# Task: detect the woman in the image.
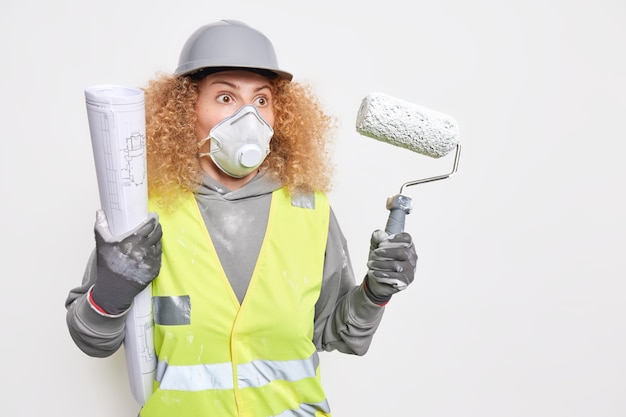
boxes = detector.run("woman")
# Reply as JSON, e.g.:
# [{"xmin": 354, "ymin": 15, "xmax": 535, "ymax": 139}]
[{"xmin": 66, "ymin": 19, "xmax": 417, "ymax": 417}]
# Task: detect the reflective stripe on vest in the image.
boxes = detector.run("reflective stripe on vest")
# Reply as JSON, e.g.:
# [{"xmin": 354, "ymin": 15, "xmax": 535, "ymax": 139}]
[
  {"xmin": 156, "ymin": 352, "xmax": 319, "ymax": 390},
  {"xmin": 142, "ymin": 188, "xmax": 331, "ymax": 417}
]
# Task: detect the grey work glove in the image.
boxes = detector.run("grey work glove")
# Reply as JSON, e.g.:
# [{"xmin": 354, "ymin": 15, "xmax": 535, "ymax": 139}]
[
  {"xmin": 364, "ymin": 230, "xmax": 417, "ymax": 305},
  {"xmin": 91, "ymin": 210, "xmax": 163, "ymax": 315}
]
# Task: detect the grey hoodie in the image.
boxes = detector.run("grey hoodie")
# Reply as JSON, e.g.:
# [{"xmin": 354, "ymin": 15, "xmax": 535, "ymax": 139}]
[{"xmin": 65, "ymin": 171, "xmax": 385, "ymax": 359}]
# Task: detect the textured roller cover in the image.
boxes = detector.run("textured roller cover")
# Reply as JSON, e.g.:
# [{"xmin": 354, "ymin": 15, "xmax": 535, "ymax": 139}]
[{"xmin": 355, "ymin": 92, "xmax": 460, "ymax": 158}]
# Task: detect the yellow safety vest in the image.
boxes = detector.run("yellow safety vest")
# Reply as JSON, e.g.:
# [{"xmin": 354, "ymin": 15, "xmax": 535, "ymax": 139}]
[{"xmin": 140, "ymin": 188, "xmax": 331, "ymax": 417}]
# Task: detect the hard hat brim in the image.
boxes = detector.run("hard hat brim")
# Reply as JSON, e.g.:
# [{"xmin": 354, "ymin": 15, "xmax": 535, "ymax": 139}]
[{"xmin": 176, "ymin": 63, "xmax": 293, "ymax": 81}]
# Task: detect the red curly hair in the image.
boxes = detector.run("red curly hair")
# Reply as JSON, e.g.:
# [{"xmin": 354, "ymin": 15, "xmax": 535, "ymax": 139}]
[{"xmin": 143, "ymin": 72, "xmax": 336, "ymax": 208}]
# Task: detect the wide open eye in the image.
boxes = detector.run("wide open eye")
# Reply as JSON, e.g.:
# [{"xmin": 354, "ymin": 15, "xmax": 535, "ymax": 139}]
[
  {"xmin": 217, "ymin": 94, "xmax": 233, "ymax": 104},
  {"xmin": 254, "ymin": 96, "xmax": 270, "ymax": 107}
]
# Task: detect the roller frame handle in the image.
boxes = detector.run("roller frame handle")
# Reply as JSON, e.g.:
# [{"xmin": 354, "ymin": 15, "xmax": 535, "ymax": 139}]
[{"xmin": 385, "ymin": 194, "xmax": 413, "ymax": 234}]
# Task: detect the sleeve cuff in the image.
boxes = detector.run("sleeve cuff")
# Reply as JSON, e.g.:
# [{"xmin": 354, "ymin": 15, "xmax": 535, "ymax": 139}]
[
  {"xmin": 87, "ymin": 286, "xmax": 130, "ymax": 319},
  {"xmin": 348, "ymin": 284, "xmax": 386, "ymax": 324}
]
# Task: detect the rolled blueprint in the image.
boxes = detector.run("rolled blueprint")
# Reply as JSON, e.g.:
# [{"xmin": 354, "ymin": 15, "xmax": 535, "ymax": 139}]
[
  {"xmin": 85, "ymin": 85, "xmax": 155, "ymax": 405},
  {"xmin": 85, "ymin": 85, "xmax": 148, "ymax": 235}
]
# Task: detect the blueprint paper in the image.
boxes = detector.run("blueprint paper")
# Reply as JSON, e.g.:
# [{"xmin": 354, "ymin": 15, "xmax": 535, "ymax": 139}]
[
  {"xmin": 85, "ymin": 85, "xmax": 148, "ymax": 236},
  {"xmin": 123, "ymin": 285, "xmax": 156, "ymax": 405},
  {"xmin": 85, "ymin": 85, "xmax": 156, "ymax": 405}
]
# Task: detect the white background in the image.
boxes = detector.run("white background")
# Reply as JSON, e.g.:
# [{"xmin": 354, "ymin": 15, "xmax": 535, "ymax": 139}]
[{"xmin": 1, "ymin": 0, "xmax": 624, "ymax": 416}]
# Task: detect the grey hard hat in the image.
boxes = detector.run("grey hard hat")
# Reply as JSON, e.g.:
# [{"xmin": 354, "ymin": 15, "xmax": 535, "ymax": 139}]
[{"xmin": 175, "ymin": 20, "xmax": 293, "ymax": 81}]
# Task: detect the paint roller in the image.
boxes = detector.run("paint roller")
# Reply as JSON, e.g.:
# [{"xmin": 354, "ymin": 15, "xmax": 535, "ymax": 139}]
[{"xmin": 355, "ymin": 92, "xmax": 462, "ymax": 234}]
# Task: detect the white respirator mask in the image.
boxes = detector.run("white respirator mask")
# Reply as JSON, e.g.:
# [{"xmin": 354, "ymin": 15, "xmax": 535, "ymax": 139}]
[{"xmin": 198, "ymin": 105, "xmax": 274, "ymax": 178}]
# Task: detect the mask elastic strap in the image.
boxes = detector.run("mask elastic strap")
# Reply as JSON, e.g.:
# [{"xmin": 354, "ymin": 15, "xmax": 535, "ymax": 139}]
[{"xmin": 197, "ymin": 136, "xmax": 211, "ymax": 159}]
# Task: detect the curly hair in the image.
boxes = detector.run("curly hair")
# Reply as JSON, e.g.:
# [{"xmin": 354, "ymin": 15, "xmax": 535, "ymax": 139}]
[{"xmin": 143, "ymin": 72, "xmax": 336, "ymax": 207}]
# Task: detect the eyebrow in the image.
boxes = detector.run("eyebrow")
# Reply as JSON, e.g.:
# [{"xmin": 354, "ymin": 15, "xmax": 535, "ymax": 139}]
[{"xmin": 208, "ymin": 80, "xmax": 271, "ymax": 93}]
